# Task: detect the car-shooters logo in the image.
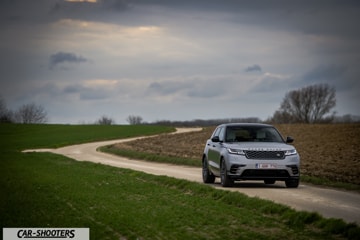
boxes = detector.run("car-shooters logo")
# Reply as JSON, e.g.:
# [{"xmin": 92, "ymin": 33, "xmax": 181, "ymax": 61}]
[{"xmin": 3, "ymin": 228, "xmax": 89, "ymax": 240}]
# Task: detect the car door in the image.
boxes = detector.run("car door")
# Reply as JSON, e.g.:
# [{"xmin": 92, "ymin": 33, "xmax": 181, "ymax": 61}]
[{"xmin": 207, "ymin": 126, "xmax": 225, "ymax": 175}]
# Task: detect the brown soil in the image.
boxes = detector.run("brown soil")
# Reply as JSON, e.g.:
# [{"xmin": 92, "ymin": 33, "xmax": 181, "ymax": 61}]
[{"xmin": 113, "ymin": 124, "xmax": 360, "ymax": 185}]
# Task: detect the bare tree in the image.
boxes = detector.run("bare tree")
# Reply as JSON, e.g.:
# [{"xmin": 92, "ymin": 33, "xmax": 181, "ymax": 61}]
[
  {"xmin": 274, "ymin": 84, "xmax": 336, "ymax": 123},
  {"xmin": 0, "ymin": 96, "xmax": 15, "ymax": 123},
  {"xmin": 126, "ymin": 115, "xmax": 143, "ymax": 125},
  {"xmin": 0, "ymin": 96, "xmax": 14, "ymax": 123},
  {"xmin": 95, "ymin": 115, "xmax": 115, "ymax": 125},
  {"xmin": 0, "ymin": 97, "xmax": 5, "ymax": 115},
  {"xmin": 16, "ymin": 103, "xmax": 48, "ymax": 124},
  {"xmin": 268, "ymin": 110, "xmax": 294, "ymax": 124}
]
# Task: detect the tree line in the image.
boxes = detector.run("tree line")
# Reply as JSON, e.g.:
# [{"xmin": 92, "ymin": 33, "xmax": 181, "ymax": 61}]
[
  {"xmin": 0, "ymin": 98, "xmax": 48, "ymax": 124},
  {"xmin": 144, "ymin": 83, "xmax": 358, "ymax": 125},
  {"xmin": 1, "ymin": 83, "xmax": 359, "ymax": 125}
]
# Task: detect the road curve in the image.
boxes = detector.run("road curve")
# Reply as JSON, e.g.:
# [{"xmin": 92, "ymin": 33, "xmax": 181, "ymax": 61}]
[{"xmin": 23, "ymin": 128, "xmax": 360, "ymax": 224}]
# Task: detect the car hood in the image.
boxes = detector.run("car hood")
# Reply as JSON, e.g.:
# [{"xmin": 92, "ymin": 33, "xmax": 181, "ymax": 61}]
[{"xmin": 224, "ymin": 142, "xmax": 296, "ymax": 151}]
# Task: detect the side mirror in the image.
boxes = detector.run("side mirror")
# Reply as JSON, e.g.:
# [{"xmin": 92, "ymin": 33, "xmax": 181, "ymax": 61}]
[
  {"xmin": 211, "ymin": 136, "xmax": 220, "ymax": 142},
  {"xmin": 286, "ymin": 136, "xmax": 294, "ymax": 143}
]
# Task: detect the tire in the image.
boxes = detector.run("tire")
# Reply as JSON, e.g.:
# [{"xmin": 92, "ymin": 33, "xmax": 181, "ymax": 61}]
[
  {"xmin": 264, "ymin": 179, "xmax": 276, "ymax": 184},
  {"xmin": 202, "ymin": 157, "xmax": 215, "ymax": 184},
  {"xmin": 285, "ymin": 178, "xmax": 299, "ymax": 188},
  {"xmin": 220, "ymin": 159, "xmax": 233, "ymax": 187}
]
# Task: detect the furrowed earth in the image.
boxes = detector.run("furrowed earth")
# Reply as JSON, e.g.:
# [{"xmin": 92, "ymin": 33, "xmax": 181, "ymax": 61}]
[{"xmin": 112, "ymin": 124, "xmax": 360, "ymax": 185}]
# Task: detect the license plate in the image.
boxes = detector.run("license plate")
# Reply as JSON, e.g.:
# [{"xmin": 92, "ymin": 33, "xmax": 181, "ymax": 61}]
[{"xmin": 256, "ymin": 163, "xmax": 277, "ymax": 169}]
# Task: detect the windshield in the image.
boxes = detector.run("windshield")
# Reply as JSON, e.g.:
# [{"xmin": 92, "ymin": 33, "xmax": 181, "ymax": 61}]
[{"xmin": 225, "ymin": 126, "xmax": 284, "ymax": 143}]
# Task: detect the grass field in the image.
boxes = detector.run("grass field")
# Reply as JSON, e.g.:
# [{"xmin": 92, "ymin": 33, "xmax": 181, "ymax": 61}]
[
  {"xmin": 1, "ymin": 124, "xmax": 359, "ymax": 239},
  {"xmin": 1, "ymin": 124, "xmax": 175, "ymax": 150}
]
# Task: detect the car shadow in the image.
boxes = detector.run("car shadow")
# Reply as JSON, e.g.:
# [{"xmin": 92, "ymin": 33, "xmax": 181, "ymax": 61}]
[{"xmin": 210, "ymin": 181, "xmax": 287, "ymax": 189}]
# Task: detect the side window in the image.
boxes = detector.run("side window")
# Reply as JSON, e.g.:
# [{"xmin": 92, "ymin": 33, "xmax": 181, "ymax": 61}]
[
  {"xmin": 211, "ymin": 127, "xmax": 221, "ymax": 139},
  {"xmin": 211, "ymin": 126, "xmax": 225, "ymax": 141},
  {"xmin": 218, "ymin": 127, "xmax": 225, "ymax": 142},
  {"xmin": 266, "ymin": 127, "xmax": 284, "ymax": 142}
]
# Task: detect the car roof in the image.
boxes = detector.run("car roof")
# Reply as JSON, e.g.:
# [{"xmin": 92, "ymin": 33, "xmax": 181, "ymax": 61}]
[{"xmin": 217, "ymin": 123, "xmax": 274, "ymax": 128}]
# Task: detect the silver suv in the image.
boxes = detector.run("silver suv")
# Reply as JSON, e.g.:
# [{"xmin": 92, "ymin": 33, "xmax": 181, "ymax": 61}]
[{"xmin": 202, "ymin": 123, "xmax": 300, "ymax": 188}]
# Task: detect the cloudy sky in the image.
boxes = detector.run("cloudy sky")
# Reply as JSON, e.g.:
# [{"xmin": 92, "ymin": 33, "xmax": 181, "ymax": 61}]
[{"xmin": 1, "ymin": 0, "xmax": 359, "ymax": 124}]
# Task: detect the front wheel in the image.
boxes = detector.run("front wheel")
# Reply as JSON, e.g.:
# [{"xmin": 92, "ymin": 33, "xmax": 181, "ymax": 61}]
[
  {"xmin": 220, "ymin": 159, "xmax": 233, "ymax": 187},
  {"xmin": 202, "ymin": 157, "xmax": 215, "ymax": 184},
  {"xmin": 285, "ymin": 178, "xmax": 299, "ymax": 188}
]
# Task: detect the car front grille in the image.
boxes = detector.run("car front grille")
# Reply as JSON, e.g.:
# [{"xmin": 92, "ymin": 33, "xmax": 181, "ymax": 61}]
[{"xmin": 244, "ymin": 150, "xmax": 285, "ymax": 160}]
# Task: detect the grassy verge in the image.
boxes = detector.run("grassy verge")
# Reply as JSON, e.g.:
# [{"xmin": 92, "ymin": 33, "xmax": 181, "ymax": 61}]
[
  {"xmin": 1, "ymin": 153, "xmax": 359, "ymax": 239},
  {"xmin": 301, "ymin": 175, "xmax": 360, "ymax": 192},
  {"xmin": 101, "ymin": 146, "xmax": 360, "ymax": 192},
  {"xmin": 1, "ymin": 124, "xmax": 359, "ymax": 239}
]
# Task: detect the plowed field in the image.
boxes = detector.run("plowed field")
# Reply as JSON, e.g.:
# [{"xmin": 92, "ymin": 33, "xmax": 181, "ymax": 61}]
[{"xmin": 113, "ymin": 124, "xmax": 360, "ymax": 185}]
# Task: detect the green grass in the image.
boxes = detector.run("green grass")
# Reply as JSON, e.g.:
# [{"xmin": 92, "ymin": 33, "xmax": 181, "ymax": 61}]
[
  {"xmin": 1, "ymin": 123, "xmax": 175, "ymax": 151},
  {"xmin": 1, "ymin": 124, "xmax": 359, "ymax": 239}
]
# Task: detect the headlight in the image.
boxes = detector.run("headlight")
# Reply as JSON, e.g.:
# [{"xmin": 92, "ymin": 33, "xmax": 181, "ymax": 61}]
[
  {"xmin": 285, "ymin": 149, "xmax": 297, "ymax": 156},
  {"xmin": 227, "ymin": 148, "xmax": 245, "ymax": 155}
]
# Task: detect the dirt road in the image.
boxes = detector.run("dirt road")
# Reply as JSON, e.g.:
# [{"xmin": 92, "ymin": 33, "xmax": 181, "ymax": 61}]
[{"xmin": 24, "ymin": 128, "xmax": 360, "ymax": 224}]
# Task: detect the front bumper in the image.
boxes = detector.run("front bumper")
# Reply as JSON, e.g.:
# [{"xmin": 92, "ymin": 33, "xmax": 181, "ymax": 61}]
[{"xmin": 226, "ymin": 154, "xmax": 300, "ymax": 181}]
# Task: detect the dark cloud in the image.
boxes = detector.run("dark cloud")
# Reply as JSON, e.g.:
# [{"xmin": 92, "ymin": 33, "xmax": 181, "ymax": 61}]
[
  {"xmin": 133, "ymin": 0, "xmax": 360, "ymax": 40},
  {"xmin": 148, "ymin": 78, "xmax": 226, "ymax": 99},
  {"xmin": 63, "ymin": 84, "xmax": 82, "ymax": 94},
  {"xmin": 186, "ymin": 87, "xmax": 220, "ymax": 98},
  {"xmin": 0, "ymin": 0, "xmax": 130, "ymax": 26},
  {"xmin": 79, "ymin": 90, "xmax": 108, "ymax": 101},
  {"xmin": 148, "ymin": 81, "xmax": 191, "ymax": 95},
  {"xmin": 300, "ymin": 64, "xmax": 360, "ymax": 94},
  {"xmin": 49, "ymin": 52, "xmax": 88, "ymax": 69},
  {"xmin": 148, "ymin": 82, "xmax": 163, "ymax": 93},
  {"xmin": 50, "ymin": 0, "xmax": 130, "ymax": 15},
  {"xmin": 0, "ymin": 2, "xmax": 48, "ymax": 27},
  {"xmin": 2, "ymin": 0, "xmax": 359, "ymax": 41},
  {"xmin": 101, "ymin": 0, "xmax": 130, "ymax": 11},
  {"xmin": 245, "ymin": 64, "xmax": 262, "ymax": 73},
  {"xmin": 303, "ymin": 64, "xmax": 347, "ymax": 82},
  {"xmin": 251, "ymin": 74, "xmax": 292, "ymax": 93},
  {"xmin": 63, "ymin": 84, "xmax": 109, "ymax": 100}
]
